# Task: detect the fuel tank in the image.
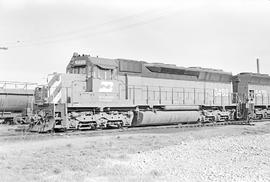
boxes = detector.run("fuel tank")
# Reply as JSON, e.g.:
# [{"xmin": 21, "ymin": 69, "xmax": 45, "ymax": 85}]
[
  {"xmin": 157, "ymin": 105, "xmax": 200, "ymax": 111},
  {"xmin": 132, "ymin": 110, "xmax": 201, "ymax": 126}
]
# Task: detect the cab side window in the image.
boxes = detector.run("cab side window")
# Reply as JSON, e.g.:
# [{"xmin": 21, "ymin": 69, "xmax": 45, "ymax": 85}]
[{"xmin": 92, "ymin": 66, "xmax": 117, "ymax": 80}]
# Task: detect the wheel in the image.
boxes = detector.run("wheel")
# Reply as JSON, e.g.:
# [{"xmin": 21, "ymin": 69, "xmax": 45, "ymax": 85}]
[
  {"xmin": 117, "ymin": 122, "xmax": 124, "ymax": 129},
  {"xmin": 97, "ymin": 118, "xmax": 108, "ymax": 129},
  {"xmin": 91, "ymin": 123, "xmax": 97, "ymax": 130}
]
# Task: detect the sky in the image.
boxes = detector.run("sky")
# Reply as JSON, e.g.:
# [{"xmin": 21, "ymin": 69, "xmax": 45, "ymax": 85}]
[{"xmin": 0, "ymin": 0, "xmax": 270, "ymax": 84}]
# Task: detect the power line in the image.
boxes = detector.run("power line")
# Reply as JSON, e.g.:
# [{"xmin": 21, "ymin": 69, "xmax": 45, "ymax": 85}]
[
  {"xmin": 28, "ymin": 8, "xmax": 166, "ymax": 41},
  {"xmin": 8, "ymin": 6, "xmax": 180, "ymax": 48},
  {"xmin": 5, "ymin": 8, "xmax": 165, "ymax": 47}
]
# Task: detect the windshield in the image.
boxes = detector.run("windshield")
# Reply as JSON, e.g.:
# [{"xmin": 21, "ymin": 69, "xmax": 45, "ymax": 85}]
[{"xmin": 69, "ymin": 66, "xmax": 86, "ymax": 74}]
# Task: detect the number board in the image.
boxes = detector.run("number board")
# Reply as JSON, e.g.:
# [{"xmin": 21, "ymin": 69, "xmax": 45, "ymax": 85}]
[{"xmin": 74, "ymin": 60, "xmax": 86, "ymax": 65}]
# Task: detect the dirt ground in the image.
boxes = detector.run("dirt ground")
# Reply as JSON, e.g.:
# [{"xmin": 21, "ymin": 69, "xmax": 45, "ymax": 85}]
[{"xmin": 0, "ymin": 122, "xmax": 270, "ymax": 182}]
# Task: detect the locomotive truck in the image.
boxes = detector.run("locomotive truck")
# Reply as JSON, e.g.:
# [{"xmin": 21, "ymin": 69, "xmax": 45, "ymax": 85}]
[{"xmin": 30, "ymin": 52, "xmax": 270, "ymax": 132}]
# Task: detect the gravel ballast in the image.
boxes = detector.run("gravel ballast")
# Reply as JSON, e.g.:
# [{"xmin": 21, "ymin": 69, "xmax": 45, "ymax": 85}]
[{"xmin": 0, "ymin": 122, "xmax": 270, "ymax": 182}]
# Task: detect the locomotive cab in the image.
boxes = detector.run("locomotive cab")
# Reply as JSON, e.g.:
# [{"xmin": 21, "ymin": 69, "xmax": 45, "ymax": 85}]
[
  {"xmin": 66, "ymin": 53, "xmax": 119, "ymax": 95},
  {"xmin": 87, "ymin": 62, "xmax": 118, "ymax": 93}
]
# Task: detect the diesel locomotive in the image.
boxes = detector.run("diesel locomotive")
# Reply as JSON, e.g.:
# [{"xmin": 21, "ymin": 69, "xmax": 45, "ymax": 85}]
[{"xmin": 30, "ymin": 52, "xmax": 270, "ymax": 132}]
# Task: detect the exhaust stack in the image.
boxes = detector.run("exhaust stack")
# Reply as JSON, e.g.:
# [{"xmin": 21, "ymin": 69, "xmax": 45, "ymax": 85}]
[{"xmin": 256, "ymin": 58, "xmax": 260, "ymax": 74}]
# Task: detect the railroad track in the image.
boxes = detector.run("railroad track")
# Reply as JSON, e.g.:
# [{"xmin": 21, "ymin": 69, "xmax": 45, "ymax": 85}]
[{"xmin": 0, "ymin": 119, "xmax": 262, "ymax": 141}]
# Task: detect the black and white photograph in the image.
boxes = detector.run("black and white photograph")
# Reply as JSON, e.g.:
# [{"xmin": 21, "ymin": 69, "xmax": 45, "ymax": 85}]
[{"xmin": 0, "ymin": 0, "xmax": 270, "ymax": 181}]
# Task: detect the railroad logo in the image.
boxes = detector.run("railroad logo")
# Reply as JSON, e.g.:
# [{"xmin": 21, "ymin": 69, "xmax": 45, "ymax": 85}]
[{"xmin": 99, "ymin": 81, "xmax": 113, "ymax": 92}]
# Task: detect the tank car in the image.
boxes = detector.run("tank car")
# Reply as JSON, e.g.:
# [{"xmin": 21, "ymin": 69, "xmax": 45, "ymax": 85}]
[
  {"xmin": 0, "ymin": 81, "xmax": 35, "ymax": 123},
  {"xmin": 31, "ymin": 52, "xmax": 238, "ymax": 131}
]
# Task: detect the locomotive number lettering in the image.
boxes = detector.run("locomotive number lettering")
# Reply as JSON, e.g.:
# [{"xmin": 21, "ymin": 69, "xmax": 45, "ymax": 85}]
[{"xmin": 74, "ymin": 60, "xmax": 86, "ymax": 65}]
